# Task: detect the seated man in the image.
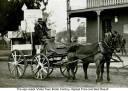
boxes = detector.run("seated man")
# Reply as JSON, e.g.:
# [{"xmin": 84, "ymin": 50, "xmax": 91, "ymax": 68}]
[
  {"xmin": 33, "ymin": 18, "xmax": 57, "ymax": 54},
  {"xmin": 34, "ymin": 18, "xmax": 50, "ymax": 40}
]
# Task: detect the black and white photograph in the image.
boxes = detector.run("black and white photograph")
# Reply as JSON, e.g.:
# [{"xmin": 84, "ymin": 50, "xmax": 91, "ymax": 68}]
[{"xmin": 0, "ymin": 0, "xmax": 128, "ymax": 90}]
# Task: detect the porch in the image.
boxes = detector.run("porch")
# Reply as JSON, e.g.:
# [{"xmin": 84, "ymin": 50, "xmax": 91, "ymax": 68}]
[
  {"xmin": 68, "ymin": 0, "xmax": 128, "ymax": 10},
  {"xmin": 67, "ymin": 0, "xmax": 128, "ymax": 43},
  {"xmin": 87, "ymin": 0, "xmax": 128, "ymax": 8}
]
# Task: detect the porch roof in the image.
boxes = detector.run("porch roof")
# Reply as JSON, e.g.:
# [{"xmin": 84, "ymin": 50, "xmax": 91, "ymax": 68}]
[{"xmin": 68, "ymin": 3, "xmax": 128, "ymax": 18}]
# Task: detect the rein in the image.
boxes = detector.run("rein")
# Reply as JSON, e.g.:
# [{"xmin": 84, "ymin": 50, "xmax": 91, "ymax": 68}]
[
  {"xmin": 65, "ymin": 51, "xmax": 101, "ymax": 65},
  {"xmin": 74, "ymin": 42, "xmax": 101, "ymax": 63},
  {"xmin": 76, "ymin": 51, "xmax": 101, "ymax": 60},
  {"xmin": 104, "ymin": 39, "xmax": 110, "ymax": 48}
]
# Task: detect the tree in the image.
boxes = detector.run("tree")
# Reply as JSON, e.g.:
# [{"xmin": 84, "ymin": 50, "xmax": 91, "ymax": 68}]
[
  {"xmin": 56, "ymin": 30, "xmax": 75, "ymax": 42},
  {"xmin": 0, "ymin": 0, "xmax": 49, "ymax": 35},
  {"xmin": 55, "ymin": 22, "xmax": 86, "ymax": 42},
  {"xmin": 0, "ymin": 0, "xmax": 9, "ymax": 35},
  {"xmin": 75, "ymin": 22, "xmax": 86, "ymax": 37}
]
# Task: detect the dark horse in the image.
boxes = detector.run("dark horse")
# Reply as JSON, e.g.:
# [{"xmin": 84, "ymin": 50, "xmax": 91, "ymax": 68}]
[{"xmin": 66, "ymin": 33, "xmax": 121, "ymax": 83}]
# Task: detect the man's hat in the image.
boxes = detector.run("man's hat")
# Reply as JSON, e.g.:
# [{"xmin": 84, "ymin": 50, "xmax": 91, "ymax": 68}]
[{"xmin": 38, "ymin": 18, "xmax": 43, "ymax": 22}]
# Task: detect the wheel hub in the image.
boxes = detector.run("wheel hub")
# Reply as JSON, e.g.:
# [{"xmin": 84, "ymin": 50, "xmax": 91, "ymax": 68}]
[{"xmin": 13, "ymin": 61, "xmax": 18, "ymax": 65}]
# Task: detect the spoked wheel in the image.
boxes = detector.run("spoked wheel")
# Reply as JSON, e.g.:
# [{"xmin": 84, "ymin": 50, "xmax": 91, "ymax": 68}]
[
  {"xmin": 47, "ymin": 57, "xmax": 55, "ymax": 76},
  {"xmin": 48, "ymin": 67, "xmax": 54, "ymax": 76},
  {"xmin": 60, "ymin": 64, "xmax": 78, "ymax": 78},
  {"xmin": 31, "ymin": 53, "xmax": 50, "ymax": 80},
  {"xmin": 8, "ymin": 50, "xmax": 27, "ymax": 78},
  {"xmin": 47, "ymin": 56, "xmax": 65, "ymax": 76}
]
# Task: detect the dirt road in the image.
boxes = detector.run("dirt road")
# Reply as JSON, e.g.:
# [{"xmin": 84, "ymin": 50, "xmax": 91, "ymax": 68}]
[{"xmin": 0, "ymin": 60, "xmax": 128, "ymax": 88}]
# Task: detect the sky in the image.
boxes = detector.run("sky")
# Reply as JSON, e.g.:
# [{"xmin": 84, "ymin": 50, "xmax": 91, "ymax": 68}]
[{"xmin": 41, "ymin": 0, "xmax": 87, "ymax": 33}]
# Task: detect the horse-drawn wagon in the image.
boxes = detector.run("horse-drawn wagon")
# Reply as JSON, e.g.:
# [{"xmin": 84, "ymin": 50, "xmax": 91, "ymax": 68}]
[
  {"xmin": 7, "ymin": 25, "xmax": 74, "ymax": 80},
  {"xmin": 7, "ymin": 11, "xmax": 80, "ymax": 80}
]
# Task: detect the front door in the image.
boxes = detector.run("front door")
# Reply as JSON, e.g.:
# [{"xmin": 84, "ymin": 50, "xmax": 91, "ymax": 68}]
[{"xmin": 102, "ymin": 19, "xmax": 112, "ymax": 39}]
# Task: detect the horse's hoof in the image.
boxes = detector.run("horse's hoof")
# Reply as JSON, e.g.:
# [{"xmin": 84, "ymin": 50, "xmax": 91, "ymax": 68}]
[
  {"xmin": 85, "ymin": 77, "xmax": 88, "ymax": 80},
  {"xmin": 96, "ymin": 79, "xmax": 98, "ymax": 83},
  {"xmin": 96, "ymin": 82, "xmax": 102, "ymax": 85},
  {"xmin": 70, "ymin": 80, "xmax": 76, "ymax": 82},
  {"xmin": 84, "ymin": 78, "xmax": 89, "ymax": 81},
  {"xmin": 96, "ymin": 79, "xmax": 101, "ymax": 83},
  {"xmin": 107, "ymin": 79, "xmax": 111, "ymax": 82},
  {"xmin": 100, "ymin": 78, "xmax": 103, "ymax": 82},
  {"xmin": 65, "ymin": 79, "xmax": 69, "ymax": 82},
  {"xmin": 72, "ymin": 78, "xmax": 76, "ymax": 80}
]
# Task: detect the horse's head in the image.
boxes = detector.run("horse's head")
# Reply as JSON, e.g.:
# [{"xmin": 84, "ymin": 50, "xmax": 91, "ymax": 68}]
[{"xmin": 103, "ymin": 32, "xmax": 121, "ymax": 53}]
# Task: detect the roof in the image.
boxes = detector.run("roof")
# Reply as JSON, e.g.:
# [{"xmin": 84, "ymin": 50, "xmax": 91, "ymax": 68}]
[{"xmin": 67, "ymin": 3, "xmax": 128, "ymax": 18}]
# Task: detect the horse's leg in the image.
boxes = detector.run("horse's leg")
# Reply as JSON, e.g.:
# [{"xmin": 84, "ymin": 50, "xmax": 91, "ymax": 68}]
[
  {"xmin": 66, "ymin": 65, "xmax": 70, "ymax": 82},
  {"xmin": 123, "ymin": 46, "xmax": 127, "ymax": 54},
  {"xmin": 71, "ymin": 62, "xmax": 77, "ymax": 81},
  {"xmin": 95, "ymin": 59, "xmax": 101, "ymax": 83},
  {"xmin": 100, "ymin": 62, "xmax": 105, "ymax": 81},
  {"xmin": 66, "ymin": 52, "xmax": 73, "ymax": 82},
  {"xmin": 106, "ymin": 60, "xmax": 111, "ymax": 82},
  {"xmin": 67, "ymin": 52, "xmax": 76, "ymax": 82},
  {"xmin": 83, "ymin": 62, "xmax": 89, "ymax": 80},
  {"xmin": 121, "ymin": 47, "xmax": 123, "ymax": 54}
]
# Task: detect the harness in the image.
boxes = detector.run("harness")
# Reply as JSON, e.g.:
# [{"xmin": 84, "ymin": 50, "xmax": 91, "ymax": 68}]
[
  {"xmin": 75, "ymin": 42, "xmax": 102, "ymax": 61},
  {"xmin": 102, "ymin": 39, "xmax": 123, "ymax": 63},
  {"xmin": 81, "ymin": 40, "xmax": 115, "ymax": 60},
  {"xmin": 98, "ymin": 41, "xmax": 105, "ymax": 53},
  {"xmin": 67, "ymin": 36, "xmax": 123, "ymax": 64}
]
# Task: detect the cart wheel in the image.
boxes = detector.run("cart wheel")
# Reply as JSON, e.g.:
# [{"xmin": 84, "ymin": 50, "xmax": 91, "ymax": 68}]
[
  {"xmin": 31, "ymin": 53, "xmax": 49, "ymax": 80},
  {"xmin": 60, "ymin": 64, "xmax": 78, "ymax": 78},
  {"xmin": 8, "ymin": 50, "xmax": 26, "ymax": 78},
  {"xmin": 48, "ymin": 67, "xmax": 54, "ymax": 76},
  {"xmin": 47, "ymin": 57, "xmax": 55, "ymax": 76}
]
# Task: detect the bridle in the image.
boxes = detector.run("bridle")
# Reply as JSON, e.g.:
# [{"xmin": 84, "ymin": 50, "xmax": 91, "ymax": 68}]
[{"xmin": 102, "ymin": 36, "xmax": 116, "ymax": 58}]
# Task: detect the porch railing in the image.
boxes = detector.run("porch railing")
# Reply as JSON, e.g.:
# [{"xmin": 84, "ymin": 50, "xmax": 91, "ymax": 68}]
[{"xmin": 87, "ymin": 0, "xmax": 128, "ymax": 8}]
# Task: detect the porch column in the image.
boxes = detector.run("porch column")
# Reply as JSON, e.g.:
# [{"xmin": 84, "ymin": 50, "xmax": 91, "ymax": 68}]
[
  {"xmin": 96, "ymin": 10, "xmax": 101, "ymax": 42},
  {"xmin": 67, "ymin": 16, "xmax": 71, "ymax": 44},
  {"xmin": 67, "ymin": 0, "xmax": 71, "ymax": 44}
]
